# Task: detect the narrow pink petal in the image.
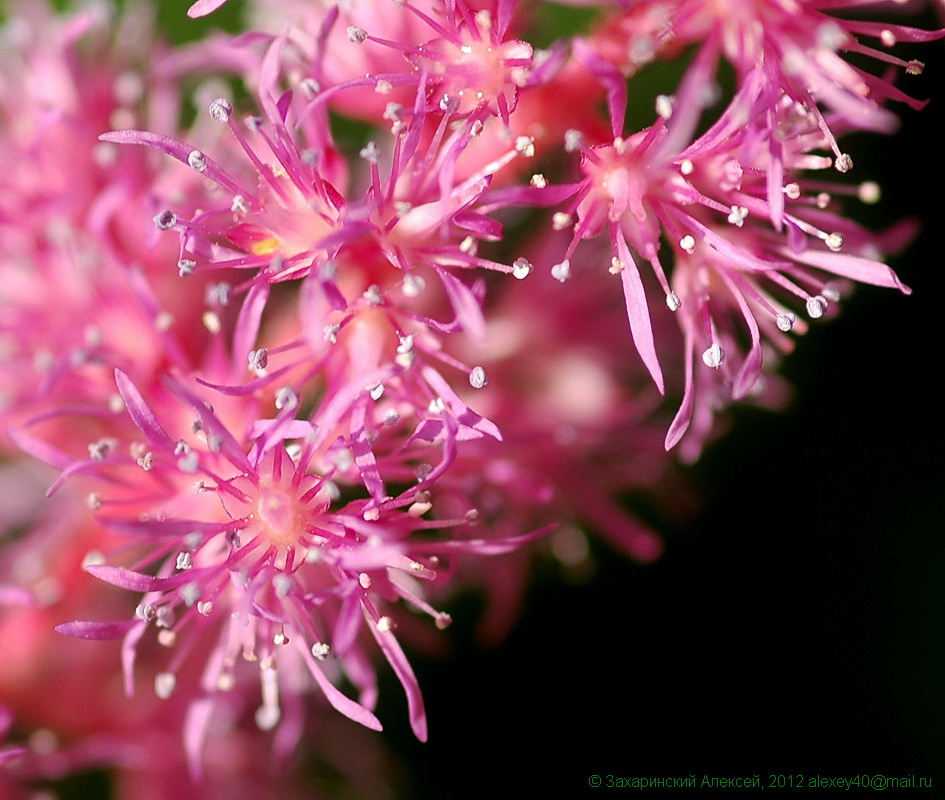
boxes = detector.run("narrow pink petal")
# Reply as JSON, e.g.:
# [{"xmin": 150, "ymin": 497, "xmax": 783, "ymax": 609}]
[
  {"xmin": 616, "ymin": 233, "xmax": 664, "ymax": 393},
  {"xmin": 233, "ymin": 283, "xmax": 271, "ymax": 376},
  {"xmin": 665, "ymin": 330, "xmax": 696, "ymax": 451},
  {"xmin": 367, "ymin": 616, "xmax": 427, "ymax": 741},
  {"xmin": 55, "ymin": 619, "xmax": 139, "ymax": 640},
  {"xmin": 301, "ymin": 643, "xmax": 383, "ymax": 732},
  {"xmin": 115, "ymin": 369, "xmax": 175, "ymax": 449},
  {"xmin": 164, "ymin": 375, "xmax": 255, "ymax": 475},
  {"xmin": 792, "ymin": 250, "xmax": 911, "ymax": 293},
  {"xmin": 85, "ymin": 564, "xmax": 188, "ymax": 593},
  {"xmin": 99, "ymin": 130, "xmax": 246, "ymax": 196},
  {"xmin": 184, "ymin": 698, "xmax": 215, "ymax": 780},
  {"xmin": 421, "ymin": 366, "xmax": 501, "ymax": 441},
  {"xmin": 571, "ymin": 37, "xmax": 626, "ymax": 137},
  {"xmin": 6, "ymin": 428, "xmax": 73, "ymax": 471},
  {"xmin": 187, "ymin": 0, "xmax": 230, "ymax": 19},
  {"xmin": 351, "ymin": 403, "xmax": 387, "ymax": 502},
  {"xmin": 436, "ymin": 268, "xmax": 487, "ymax": 341}
]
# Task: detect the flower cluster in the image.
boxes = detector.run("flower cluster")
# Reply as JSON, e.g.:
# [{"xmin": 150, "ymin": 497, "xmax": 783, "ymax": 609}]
[{"xmin": 0, "ymin": 0, "xmax": 938, "ymax": 794}]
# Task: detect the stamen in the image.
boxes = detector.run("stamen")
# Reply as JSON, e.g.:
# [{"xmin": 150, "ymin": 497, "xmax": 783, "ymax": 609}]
[
  {"xmin": 208, "ymin": 97, "xmax": 233, "ymax": 123},
  {"xmin": 701, "ymin": 343, "xmax": 724, "ymax": 369},
  {"xmin": 469, "ymin": 366, "xmax": 488, "ymax": 389}
]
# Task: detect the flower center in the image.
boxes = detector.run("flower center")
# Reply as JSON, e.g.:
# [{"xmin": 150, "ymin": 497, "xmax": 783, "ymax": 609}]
[{"xmin": 255, "ymin": 485, "xmax": 306, "ymax": 548}]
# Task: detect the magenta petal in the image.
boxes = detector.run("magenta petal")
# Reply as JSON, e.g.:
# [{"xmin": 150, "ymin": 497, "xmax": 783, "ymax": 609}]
[
  {"xmin": 184, "ymin": 698, "xmax": 215, "ymax": 779},
  {"xmin": 114, "ymin": 369, "xmax": 175, "ymax": 449},
  {"xmin": 367, "ymin": 617, "xmax": 427, "ymax": 742},
  {"xmin": 301, "ymin": 643, "xmax": 383, "ymax": 732},
  {"xmin": 187, "ymin": 0, "xmax": 229, "ymax": 18},
  {"xmin": 422, "ymin": 366, "xmax": 501, "ymax": 441},
  {"xmin": 665, "ymin": 331, "xmax": 696, "ymax": 451},
  {"xmin": 616, "ymin": 233, "xmax": 664, "ymax": 393},
  {"xmin": 56, "ymin": 619, "xmax": 139, "ymax": 639},
  {"xmin": 792, "ymin": 250, "xmax": 911, "ymax": 294},
  {"xmin": 6, "ymin": 428, "xmax": 73, "ymax": 471},
  {"xmin": 85, "ymin": 564, "xmax": 186, "ymax": 592},
  {"xmin": 351, "ymin": 403, "xmax": 387, "ymax": 502},
  {"xmin": 99, "ymin": 130, "xmax": 246, "ymax": 197},
  {"xmin": 572, "ymin": 37, "xmax": 626, "ymax": 138},
  {"xmin": 436, "ymin": 268, "xmax": 487, "ymax": 341}
]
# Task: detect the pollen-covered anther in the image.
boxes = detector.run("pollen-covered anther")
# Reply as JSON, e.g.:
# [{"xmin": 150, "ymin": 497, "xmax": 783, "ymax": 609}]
[
  {"xmin": 409, "ymin": 495, "xmax": 433, "ymax": 516},
  {"xmin": 358, "ymin": 573, "xmax": 372, "ymax": 590},
  {"xmin": 347, "ymin": 26, "xmax": 367, "ymax": 43},
  {"xmin": 610, "ymin": 257, "xmax": 625, "ymax": 274},
  {"xmin": 783, "ymin": 183, "xmax": 801, "ymax": 200},
  {"xmin": 551, "ymin": 259, "xmax": 571, "ymax": 282},
  {"xmin": 376, "ymin": 616, "xmax": 396, "ymax": 633},
  {"xmin": 187, "ymin": 150, "xmax": 207, "ymax": 172},
  {"xmin": 402, "ymin": 274, "xmax": 425, "ymax": 297},
  {"xmin": 511, "ymin": 257, "xmax": 532, "ymax": 279},
  {"xmin": 153, "ymin": 210, "xmax": 177, "ymax": 230},
  {"xmin": 702, "ymin": 343, "xmax": 725, "ymax": 369},
  {"xmin": 88, "ymin": 437, "xmax": 117, "ymax": 461},
  {"xmin": 858, "ymin": 181, "xmax": 881, "ymax": 204},
  {"xmin": 727, "ymin": 206, "xmax": 748, "ymax": 227},
  {"xmin": 311, "ymin": 642, "xmax": 331, "ymax": 660},
  {"xmin": 564, "ymin": 129, "xmax": 584, "ymax": 152},
  {"xmin": 530, "ymin": 173, "xmax": 547, "ymax": 189},
  {"xmin": 275, "ymin": 387, "xmax": 298, "ymax": 411},
  {"xmin": 666, "ymin": 292, "xmax": 681, "ymax": 312},
  {"xmin": 679, "ymin": 235, "xmax": 696, "ymax": 254},
  {"xmin": 154, "ymin": 672, "xmax": 176, "ymax": 699},
  {"xmin": 359, "ymin": 141, "xmax": 379, "ymax": 163},
  {"xmin": 248, "ymin": 348, "xmax": 269, "ymax": 372},
  {"xmin": 208, "ymin": 97, "xmax": 233, "ymax": 123},
  {"xmin": 515, "ymin": 136, "xmax": 536, "ymax": 157},
  {"xmin": 177, "ymin": 259, "xmax": 195, "ymax": 277},
  {"xmin": 906, "ymin": 60, "xmax": 923, "ymax": 76},
  {"xmin": 435, "ymin": 613, "xmax": 453, "ymax": 630},
  {"xmin": 806, "ymin": 295, "xmax": 828, "ymax": 319},
  {"xmin": 469, "ymin": 365, "xmax": 488, "ymax": 389},
  {"xmin": 834, "ymin": 153, "xmax": 854, "ymax": 173},
  {"xmin": 363, "ymin": 285, "xmax": 383, "ymax": 305},
  {"xmin": 824, "ymin": 232, "xmax": 843, "ymax": 252},
  {"xmin": 655, "ymin": 94, "xmax": 675, "ymax": 119},
  {"xmin": 202, "ymin": 311, "xmax": 222, "ymax": 334},
  {"xmin": 776, "ymin": 313, "xmax": 796, "ymax": 332},
  {"xmin": 552, "ymin": 212, "xmax": 572, "ymax": 231}
]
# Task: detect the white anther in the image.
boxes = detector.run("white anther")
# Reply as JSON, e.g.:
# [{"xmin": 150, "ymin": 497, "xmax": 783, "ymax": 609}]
[
  {"xmin": 187, "ymin": 150, "xmax": 207, "ymax": 172},
  {"xmin": 701, "ymin": 343, "xmax": 725, "ymax": 369},
  {"xmin": 208, "ymin": 98, "xmax": 233, "ymax": 123}
]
